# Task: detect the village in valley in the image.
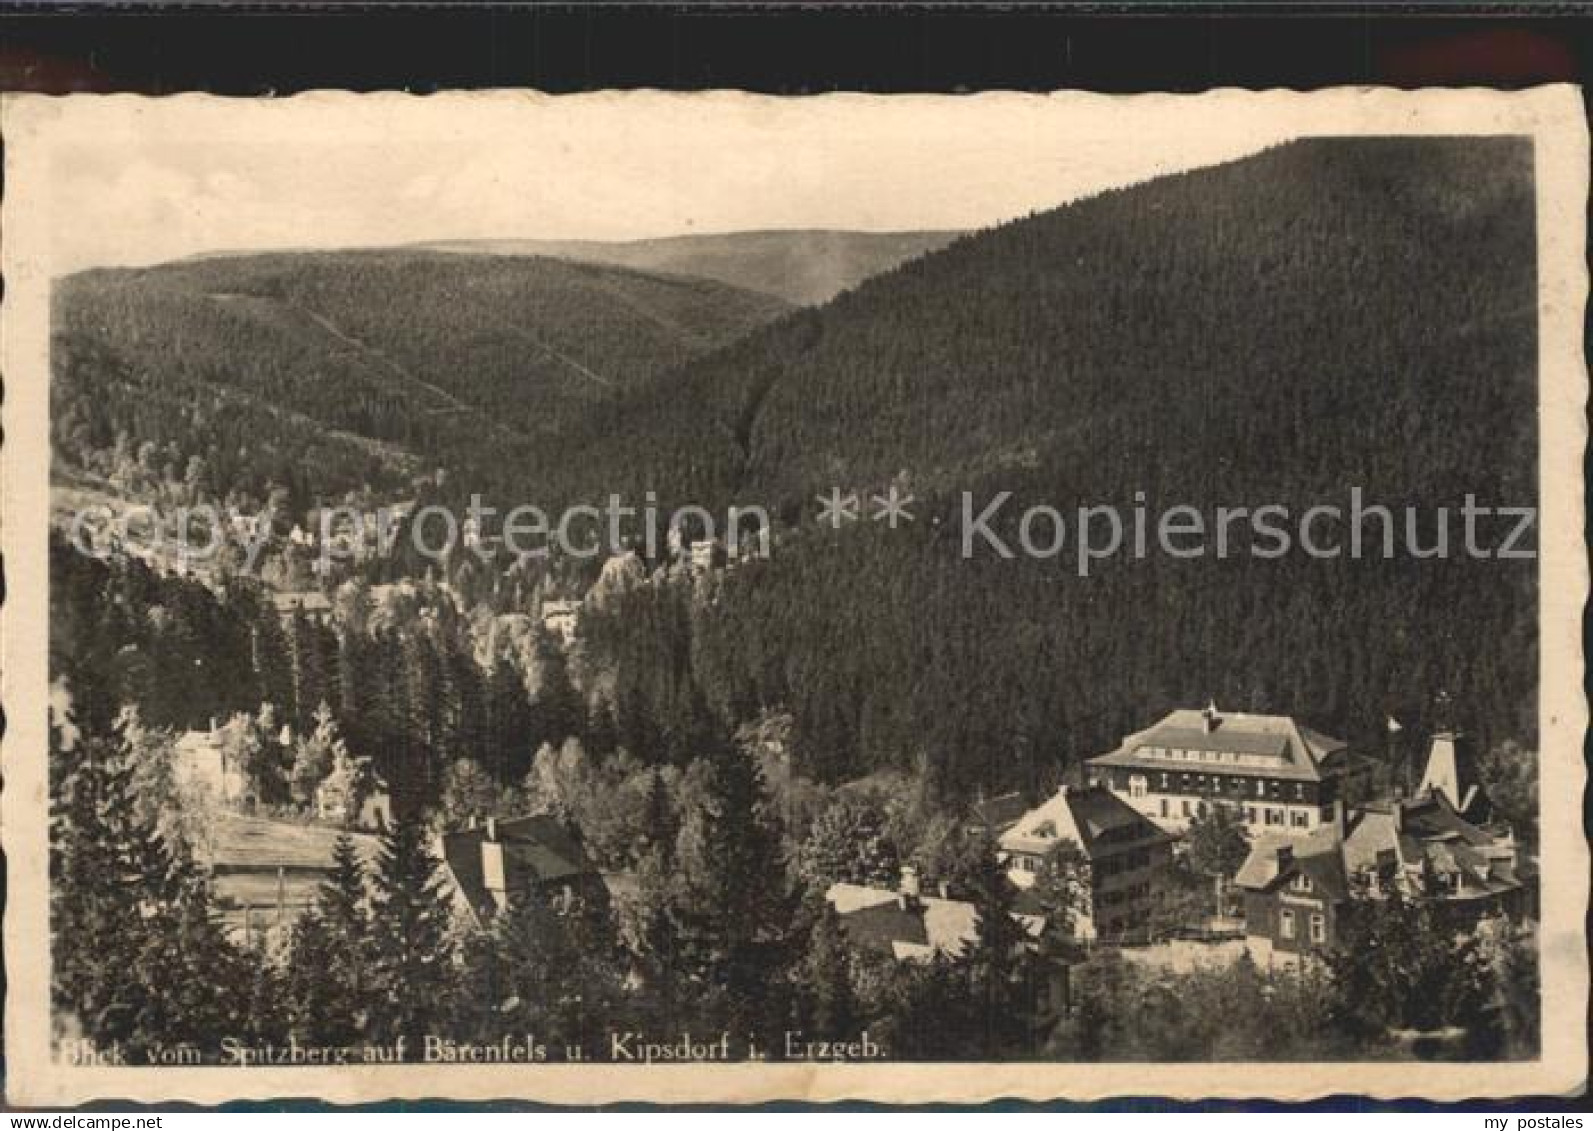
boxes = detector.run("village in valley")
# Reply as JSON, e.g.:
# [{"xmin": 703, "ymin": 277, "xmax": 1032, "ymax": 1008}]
[
  {"xmin": 67, "ymin": 511, "xmax": 1533, "ymax": 1063},
  {"xmin": 45, "ymin": 130, "xmax": 1545, "ymax": 1066}
]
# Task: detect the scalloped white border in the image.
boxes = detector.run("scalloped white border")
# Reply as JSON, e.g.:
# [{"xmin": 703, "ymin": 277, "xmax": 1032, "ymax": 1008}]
[{"xmin": 2, "ymin": 86, "xmax": 1586, "ymax": 1106}]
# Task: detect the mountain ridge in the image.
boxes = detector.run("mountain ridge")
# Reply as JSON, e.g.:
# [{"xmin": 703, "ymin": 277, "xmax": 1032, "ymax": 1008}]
[{"xmin": 412, "ymin": 229, "xmax": 966, "ymax": 306}]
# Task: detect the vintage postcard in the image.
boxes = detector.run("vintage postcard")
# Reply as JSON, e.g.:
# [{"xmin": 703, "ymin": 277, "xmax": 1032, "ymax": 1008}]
[{"xmin": 2, "ymin": 87, "xmax": 1587, "ymax": 1105}]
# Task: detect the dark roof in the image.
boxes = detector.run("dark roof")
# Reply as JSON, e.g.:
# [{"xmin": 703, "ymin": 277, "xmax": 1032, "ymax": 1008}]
[
  {"xmin": 839, "ymin": 900, "xmax": 932, "ymax": 957},
  {"xmin": 439, "ymin": 814, "xmax": 598, "ymax": 924},
  {"xmin": 999, "ymin": 785, "xmax": 1171, "ymax": 859},
  {"xmin": 1342, "ymin": 791, "xmax": 1521, "ymax": 899},
  {"xmin": 826, "ymin": 882, "xmax": 1046, "ymax": 961},
  {"xmin": 1233, "ymin": 827, "xmax": 1349, "ymax": 901},
  {"xmin": 1238, "ymin": 791, "xmax": 1522, "ymax": 906},
  {"xmin": 967, "ymin": 792, "xmax": 1030, "ymax": 832}
]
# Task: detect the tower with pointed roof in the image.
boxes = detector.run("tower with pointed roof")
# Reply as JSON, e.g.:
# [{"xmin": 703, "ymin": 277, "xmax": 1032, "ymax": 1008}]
[{"xmin": 1417, "ymin": 728, "xmax": 1492, "ymax": 826}]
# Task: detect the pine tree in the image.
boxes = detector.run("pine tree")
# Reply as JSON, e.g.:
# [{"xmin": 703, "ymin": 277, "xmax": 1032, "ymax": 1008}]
[
  {"xmin": 51, "ymin": 702, "xmax": 251, "ymax": 1052},
  {"xmin": 1028, "ymin": 838, "xmax": 1093, "ymax": 943},
  {"xmin": 483, "ymin": 654, "xmax": 532, "ymax": 786},
  {"xmin": 963, "ymin": 841, "xmax": 1033, "ymax": 1056},
  {"xmin": 686, "ymin": 731, "xmax": 794, "ymax": 1039},
  {"xmin": 799, "ymin": 899, "xmax": 858, "ymax": 1042},
  {"xmin": 456, "ymin": 892, "xmax": 624, "ymax": 1054},
  {"xmin": 53, "ymin": 711, "xmax": 176, "ymax": 1043},
  {"xmin": 641, "ymin": 767, "xmax": 678, "ymax": 863},
  {"xmin": 286, "ymin": 834, "xmax": 370, "ymax": 1044},
  {"xmin": 365, "ymin": 815, "xmax": 455, "ymax": 1050},
  {"xmin": 288, "ymin": 607, "xmax": 328, "ymax": 736},
  {"xmin": 531, "ymin": 637, "xmax": 584, "ymax": 749},
  {"xmin": 289, "ymin": 702, "xmax": 345, "ymax": 809},
  {"xmin": 250, "ymin": 603, "xmax": 294, "ymax": 718}
]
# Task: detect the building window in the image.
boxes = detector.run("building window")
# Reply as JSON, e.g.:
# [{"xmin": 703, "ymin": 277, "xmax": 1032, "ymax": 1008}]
[
  {"xmin": 1266, "ymin": 808, "xmax": 1283, "ymax": 826},
  {"xmin": 1294, "ymin": 783, "xmax": 1305, "ymax": 800},
  {"xmin": 1159, "ymin": 798, "xmax": 1169, "ymax": 818},
  {"xmin": 1289, "ymin": 873, "xmax": 1312, "ymax": 894},
  {"xmin": 1320, "ymin": 805, "xmax": 1336, "ymax": 825},
  {"xmin": 1291, "ymin": 810, "xmax": 1310, "ymax": 828},
  {"xmin": 1256, "ymin": 779, "xmax": 1266, "ymax": 798},
  {"xmin": 1244, "ymin": 806, "xmax": 1257, "ymax": 823},
  {"xmin": 1310, "ymin": 913, "xmax": 1326, "ymax": 945},
  {"xmin": 1181, "ymin": 799, "xmax": 1192, "ymax": 817},
  {"xmin": 1129, "ymin": 774, "xmax": 1148, "ymax": 799},
  {"xmin": 1280, "ymin": 909, "xmax": 1296, "ymax": 940}
]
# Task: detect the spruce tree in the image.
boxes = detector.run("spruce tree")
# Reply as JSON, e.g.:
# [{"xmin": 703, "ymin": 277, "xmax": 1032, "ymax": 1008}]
[
  {"xmin": 641, "ymin": 767, "xmax": 678, "ymax": 863},
  {"xmin": 365, "ymin": 815, "xmax": 455, "ymax": 1050},
  {"xmin": 286, "ymin": 834, "xmax": 370, "ymax": 1044},
  {"xmin": 52, "ymin": 704, "xmax": 251, "ymax": 1053},
  {"xmin": 687, "ymin": 731, "xmax": 793, "ymax": 1039},
  {"xmin": 963, "ymin": 842, "xmax": 1033, "ymax": 1056},
  {"xmin": 457, "ymin": 893, "xmax": 623, "ymax": 1055},
  {"xmin": 484, "ymin": 654, "xmax": 533, "ymax": 786},
  {"xmin": 800, "ymin": 899, "xmax": 858, "ymax": 1042}
]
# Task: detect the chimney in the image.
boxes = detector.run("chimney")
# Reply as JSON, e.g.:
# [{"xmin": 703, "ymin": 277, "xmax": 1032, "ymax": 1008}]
[
  {"xmin": 897, "ymin": 865, "xmax": 921, "ymax": 910},
  {"xmin": 1203, "ymin": 700, "xmax": 1220, "ymax": 734},
  {"xmin": 481, "ymin": 839, "xmax": 508, "ymax": 911},
  {"xmin": 1275, "ymin": 844, "xmax": 1294, "ymax": 874},
  {"xmin": 485, "ymin": 816, "xmax": 498, "ymax": 842},
  {"xmin": 1392, "ymin": 803, "xmax": 1404, "ymax": 835},
  {"xmin": 900, "ymin": 865, "xmax": 921, "ymax": 898}
]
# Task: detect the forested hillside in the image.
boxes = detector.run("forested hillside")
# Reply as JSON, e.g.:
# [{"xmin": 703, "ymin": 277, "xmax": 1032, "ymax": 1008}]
[
  {"xmin": 568, "ymin": 136, "xmax": 1540, "ymax": 790},
  {"xmin": 417, "ymin": 229, "xmax": 963, "ymax": 306},
  {"xmin": 52, "ymin": 137, "xmax": 1541, "ymax": 798},
  {"xmin": 52, "ymin": 250, "xmax": 790, "ymax": 507},
  {"xmin": 46, "ymin": 134, "xmax": 1545, "ymax": 1066}
]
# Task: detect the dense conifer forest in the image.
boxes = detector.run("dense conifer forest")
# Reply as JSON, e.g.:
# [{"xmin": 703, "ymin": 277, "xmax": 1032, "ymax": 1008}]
[
  {"xmin": 53, "ymin": 250, "xmax": 790, "ymax": 506},
  {"xmin": 47, "ymin": 136, "xmax": 1543, "ymax": 1062},
  {"xmin": 52, "ymin": 135, "xmax": 1540, "ymax": 792}
]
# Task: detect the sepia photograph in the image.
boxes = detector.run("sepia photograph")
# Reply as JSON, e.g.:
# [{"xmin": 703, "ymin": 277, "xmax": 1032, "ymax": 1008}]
[{"xmin": 1, "ymin": 86, "xmax": 1586, "ymax": 1106}]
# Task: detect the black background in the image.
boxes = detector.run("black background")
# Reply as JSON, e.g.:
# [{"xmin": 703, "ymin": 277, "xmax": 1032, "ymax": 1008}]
[{"xmin": 0, "ymin": 4, "xmax": 1588, "ymax": 96}]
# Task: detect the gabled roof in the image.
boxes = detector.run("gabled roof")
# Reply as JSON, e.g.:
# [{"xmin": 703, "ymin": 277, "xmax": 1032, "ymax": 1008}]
[
  {"xmin": 1239, "ymin": 790, "xmax": 1522, "ymax": 906},
  {"xmin": 967, "ymin": 792, "xmax": 1031, "ymax": 833},
  {"xmin": 1087, "ymin": 707, "xmax": 1347, "ymax": 782},
  {"xmin": 1233, "ymin": 826, "xmax": 1347, "ymax": 900},
  {"xmin": 206, "ymin": 812, "xmax": 381, "ymax": 872},
  {"xmin": 826, "ymin": 883, "xmax": 1045, "ymax": 961},
  {"xmin": 999, "ymin": 785, "xmax": 1170, "ymax": 859},
  {"xmin": 1341, "ymin": 791, "xmax": 1519, "ymax": 899}
]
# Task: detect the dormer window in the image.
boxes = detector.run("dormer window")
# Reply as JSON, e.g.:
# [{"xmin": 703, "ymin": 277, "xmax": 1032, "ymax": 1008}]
[{"xmin": 1289, "ymin": 872, "xmax": 1313, "ymax": 894}]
